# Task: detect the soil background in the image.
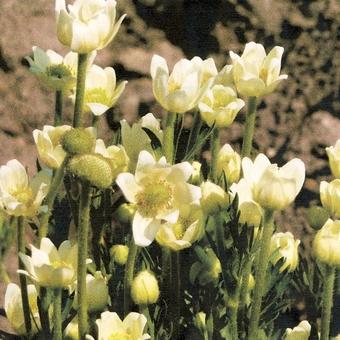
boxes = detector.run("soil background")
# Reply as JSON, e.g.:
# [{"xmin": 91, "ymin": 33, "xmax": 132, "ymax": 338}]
[{"xmin": 0, "ymin": 0, "xmax": 339, "ymax": 336}]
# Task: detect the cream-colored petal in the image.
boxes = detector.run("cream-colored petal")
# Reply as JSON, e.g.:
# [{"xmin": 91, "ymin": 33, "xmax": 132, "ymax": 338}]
[
  {"xmin": 132, "ymin": 212, "xmax": 160, "ymax": 247},
  {"xmin": 116, "ymin": 172, "xmax": 140, "ymax": 203}
]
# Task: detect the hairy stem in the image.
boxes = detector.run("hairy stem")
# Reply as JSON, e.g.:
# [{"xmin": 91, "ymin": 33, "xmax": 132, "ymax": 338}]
[
  {"xmin": 77, "ymin": 182, "xmax": 91, "ymax": 339},
  {"xmin": 73, "ymin": 53, "xmax": 88, "ymax": 128},
  {"xmin": 241, "ymin": 97, "xmax": 257, "ymax": 158},
  {"xmin": 55, "ymin": 90, "xmax": 63, "ymax": 126},
  {"xmin": 210, "ymin": 127, "xmax": 220, "ymax": 182},
  {"xmin": 52, "ymin": 288, "xmax": 62, "ymax": 340},
  {"xmin": 320, "ymin": 265, "xmax": 335, "ymax": 340},
  {"xmin": 248, "ymin": 210, "xmax": 274, "ymax": 339},
  {"xmin": 163, "ymin": 112, "xmax": 177, "ymax": 164}
]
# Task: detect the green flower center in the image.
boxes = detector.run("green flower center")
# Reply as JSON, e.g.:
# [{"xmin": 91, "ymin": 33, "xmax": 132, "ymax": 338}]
[
  {"xmin": 85, "ymin": 88, "xmax": 111, "ymax": 105},
  {"xmin": 109, "ymin": 332, "xmax": 133, "ymax": 340},
  {"xmin": 172, "ymin": 217, "xmax": 192, "ymax": 240},
  {"xmin": 12, "ymin": 188, "xmax": 34, "ymax": 205},
  {"xmin": 136, "ymin": 180, "xmax": 173, "ymax": 217},
  {"xmin": 46, "ymin": 64, "xmax": 74, "ymax": 79}
]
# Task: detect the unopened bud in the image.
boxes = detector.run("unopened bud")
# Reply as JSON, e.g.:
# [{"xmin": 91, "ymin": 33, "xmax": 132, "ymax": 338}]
[
  {"xmin": 68, "ymin": 154, "xmax": 113, "ymax": 188},
  {"xmin": 115, "ymin": 203, "xmax": 136, "ymax": 224},
  {"xmin": 131, "ymin": 270, "xmax": 159, "ymax": 305},
  {"xmin": 62, "ymin": 128, "xmax": 95, "ymax": 155},
  {"xmin": 200, "ymin": 181, "xmax": 229, "ymax": 215},
  {"xmin": 110, "ymin": 244, "xmax": 129, "ymax": 265},
  {"xmin": 306, "ymin": 206, "xmax": 329, "ymax": 230}
]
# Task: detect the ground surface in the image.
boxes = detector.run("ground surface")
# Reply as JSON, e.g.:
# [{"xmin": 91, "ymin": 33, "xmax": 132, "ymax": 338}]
[{"xmin": 0, "ymin": 0, "xmax": 339, "ymax": 335}]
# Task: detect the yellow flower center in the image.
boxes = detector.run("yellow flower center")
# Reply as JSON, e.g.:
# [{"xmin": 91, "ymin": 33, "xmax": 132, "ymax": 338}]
[
  {"xmin": 12, "ymin": 188, "xmax": 34, "ymax": 205},
  {"xmin": 172, "ymin": 217, "xmax": 192, "ymax": 240},
  {"xmin": 85, "ymin": 88, "xmax": 111, "ymax": 106},
  {"xmin": 136, "ymin": 180, "xmax": 173, "ymax": 217},
  {"xmin": 168, "ymin": 81, "xmax": 181, "ymax": 93},
  {"xmin": 46, "ymin": 64, "xmax": 74, "ymax": 79},
  {"xmin": 50, "ymin": 259, "xmax": 69, "ymax": 269},
  {"xmin": 259, "ymin": 67, "xmax": 268, "ymax": 83},
  {"xmin": 109, "ymin": 332, "xmax": 133, "ymax": 340}
]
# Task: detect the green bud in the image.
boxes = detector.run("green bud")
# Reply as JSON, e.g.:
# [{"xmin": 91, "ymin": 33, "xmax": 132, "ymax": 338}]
[
  {"xmin": 62, "ymin": 128, "xmax": 95, "ymax": 155},
  {"xmin": 110, "ymin": 244, "xmax": 129, "ymax": 265},
  {"xmin": 306, "ymin": 206, "xmax": 329, "ymax": 230},
  {"xmin": 114, "ymin": 203, "xmax": 136, "ymax": 224},
  {"xmin": 68, "ymin": 154, "xmax": 113, "ymax": 189},
  {"xmin": 131, "ymin": 270, "xmax": 159, "ymax": 305}
]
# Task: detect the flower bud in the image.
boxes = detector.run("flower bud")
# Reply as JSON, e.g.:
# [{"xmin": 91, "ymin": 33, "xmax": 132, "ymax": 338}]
[
  {"xmin": 114, "ymin": 203, "xmax": 136, "ymax": 224},
  {"xmin": 306, "ymin": 206, "xmax": 329, "ymax": 230},
  {"xmin": 216, "ymin": 144, "xmax": 241, "ymax": 185},
  {"xmin": 73, "ymin": 272, "xmax": 108, "ymax": 312},
  {"xmin": 284, "ymin": 320, "xmax": 311, "ymax": 340},
  {"xmin": 200, "ymin": 181, "xmax": 229, "ymax": 215},
  {"xmin": 68, "ymin": 154, "xmax": 113, "ymax": 189},
  {"xmin": 62, "ymin": 128, "xmax": 95, "ymax": 155},
  {"xmin": 64, "ymin": 317, "xmax": 78, "ymax": 340},
  {"xmin": 194, "ymin": 312, "xmax": 207, "ymax": 335},
  {"xmin": 313, "ymin": 219, "xmax": 340, "ymax": 266},
  {"xmin": 131, "ymin": 270, "xmax": 160, "ymax": 305},
  {"xmin": 326, "ymin": 140, "xmax": 340, "ymax": 178},
  {"xmin": 110, "ymin": 244, "xmax": 129, "ymax": 266},
  {"xmin": 190, "ymin": 161, "xmax": 202, "ymax": 185},
  {"xmin": 270, "ymin": 232, "xmax": 300, "ymax": 272},
  {"xmin": 320, "ymin": 180, "xmax": 340, "ymax": 219}
]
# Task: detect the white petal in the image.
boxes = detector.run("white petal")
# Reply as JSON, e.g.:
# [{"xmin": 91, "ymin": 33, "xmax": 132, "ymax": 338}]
[
  {"xmin": 116, "ymin": 173, "xmax": 140, "ymax": 203},
  {"xmin": 132, "ymin": 212, "xmax": 161, "ymax": 247}
]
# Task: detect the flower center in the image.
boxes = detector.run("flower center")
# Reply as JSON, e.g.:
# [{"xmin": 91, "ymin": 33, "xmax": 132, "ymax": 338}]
[
  {"xmin": 168, "ymin": 81, "xmax": 181, "ymax": 93},
  {"xmin": 85, "ymin": 88, "xmax": 110, "ymax": 105},
  {"xmin": 136, "ymin": 180, "xmax": 173, "ymax": 217},
  {"xmin": 12, "ymin": 188, "xmax": 34, "ymax": 205},
  {"xmin": 109, "ymin": 332, "xmax": 133, "ymax": 340},
  {"xmin": 46, "ymin": 64, "xmax": 74, "ymax": 79}
]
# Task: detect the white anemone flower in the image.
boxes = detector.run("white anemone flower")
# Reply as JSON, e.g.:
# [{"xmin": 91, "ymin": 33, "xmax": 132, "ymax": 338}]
[
  {"xmin": 4, "ymin": 283, "xmax": 41, "ymax": 336},
  {"xmin": 150, "ymin": 55, "xmax": 212, "ymax": 113},
  {"xmin": 0, "ymin": 160, "xmax": 51, "ymax": 217},
  {"xmin": 116, "ymin": 151, "xmax": 201, "ymax": 246},
  {"xmin": 230, "ymin": 42, "xmax": 288, "ymax": 97},
  {"xmin": 79, "ymin": 65, "xmax": 127, "ymax": 116},
  {"xmin": 96, "ymin": 311, "xmax": 150, "ymax": 340},
  {"xmin": 18, "ymin": 237, "xmax": 83, "ymax": 288},
  {"xmin": 121, "ymin": 113, "xmax": 163, "ymax": 172},
  {"xmin": 242, "ymin": 154, "xmax": 305, "ymax": 211},
  {"xmin": 55, "ymin": 0, "xmax": 126, "ymax": 53},
  {"xmin": 33, "ymin": 125, "xmax": 72, "ymax": 169}
]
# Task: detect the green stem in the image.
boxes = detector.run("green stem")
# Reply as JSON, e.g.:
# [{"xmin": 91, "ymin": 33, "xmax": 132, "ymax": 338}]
[
  {"xmin": 210, "ymin": 127, "xmax": 220, "ymax": 182},
  {"xmin": 140, "ymin": 305, "xmax": 155, "ymax": 340},
  {"xmin": 38, "ymin": 287, "xmax": 51, "ymax": 338},
  {"xmin": 241, "ymin": 97, "xmax": 257, "ymax": 158},
  {"xmin": 124, "ymin": 239, "xmax": 139, "ymax": 315},
  {"xmin": 238, "ymin": 257, "xmax": 253, "ymax": 317},
  {"xmin": 186, "ymin": 111, "xmax": 202, "ymax": 155},
  {"xmin": 73, "ymin": 53, "xmax": 89, "ymax": 128},
  {"xmin": 53, "ymin": 288, "xmax": 62, "ymax": 340},
  {"xmin": 170, "ymin": 251, "xmax": 181, "ymax": 340},
  {"xmin": 17, "ymin": 216, "xmax": 32, "ymax": 338},
  {"xmin": 248, "ymin": 210, "xmax": 274, "ymax": 340},
  {"xmin": 55, "ymin": 90, "xmax": 63, "ymax": 126},
  {"xmin": 39, "ymin": 158, "xmax": 68, "ymax": 242},
  {"xmin": 77, "ymin": 181, "xmax": 91, "ymax": 339},
  {"xmin": 163, "ymin": 112, "xmax": 177, "ymax": 164},
  {"xmin": 320, "ymin": 265, "xmax": 335, "ymax": 340}
]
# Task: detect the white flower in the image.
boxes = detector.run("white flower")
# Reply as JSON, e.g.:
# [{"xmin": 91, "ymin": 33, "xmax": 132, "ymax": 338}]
[
  {"xmin": 230, "ymin": 42, "xmax": 288, "ymax": 97},
  {"xmin": 242, "ymin": 154, "xmax": 305, "ymax": 211},
  {"xmin": 0, "ymin": 160, "xmax": 51, "ymax": 217},
  {"xmin": 320, "ymin": 179, "xmax": 340, "ymax": 219},
  {"xmin": 156, "ymin": 204, "xmax": 204, "ymax": 251},
  {"xmin": 96, "ymin": 311, "xmax": 150, "ymax": 340},
  {"xmin": 150, "ymin": 55, "xmax": 212, "ymax": 113},
  {"xmin": 26, "ymin": 47, "xmax": 78, "ymax": 91},
  {"xmin": 326, "ymin": 140, "xmax": 340, "ymax": 178},
  {"xmin": 216, "ymin": 144, "xmax": 241, "ymax": 185},
  {"xmin": 121, "ymin": 113, "xmax": 163, "ymax": 172},
  {"xmin": 33, "ymin": 125, "xmax": 72, "ymax": 169},
  {"xmin": 19, "ymin": 237, "xmax": 81, "ymax": 288},
  {"xmin": 199, "ymin": 85, "xmax": 244, "ymax": 128},
  {"xmin": 284, "ymin": 320, "xmax": 311, "ymax": 340},
  {"xmin": 230, "ymin": 178, "xmax": 263, "ymax": 228},
  {"xmin": 313, "ymin": 219, "xmax": 340, "ymax": 266},
  {"xmin": 55, "ymin": 0, "xmax": 126, "ymax": 53},
  {"xmin": 72, "ymin": 64, "xmax": 127, "ymax": 116},
  {"xmin": 270, "ymin": 232, "xmax": 300, "ymax": 272},
  {"xmin": 4, "ymin": 283, "xmax": 40, "ymax": 335},
  {"xmin": 95, "ymin": 139, "xmax": 129, "ymax": 179},
  {"xmin": 116, "ymin": 151, "xmax": 201, "ymax": 246}
]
